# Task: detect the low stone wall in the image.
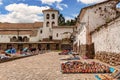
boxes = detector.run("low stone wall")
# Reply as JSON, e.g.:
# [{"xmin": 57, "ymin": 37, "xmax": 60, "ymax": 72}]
[{"xmin": 95, "ymin": 52, "xmax": 120, "ymax": 66}]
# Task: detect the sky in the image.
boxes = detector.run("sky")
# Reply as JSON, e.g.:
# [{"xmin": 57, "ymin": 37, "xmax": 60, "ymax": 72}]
[{"xmin": 0, "ymin": 0, "xmax": 110, "ymax": 23}]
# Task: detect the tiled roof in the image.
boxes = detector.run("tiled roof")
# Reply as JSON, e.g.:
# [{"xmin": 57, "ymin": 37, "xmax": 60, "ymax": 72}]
[
  {"xmin": 0, "ymin": 30, "xmax": 32, "ymax": 35},
  {"xmin": 0, "ymin": 22, "xmax": 43, "ymax": 29},
  {"xmin": 42, "ymin": 8, "xmax": 59, "ymax": 12}
]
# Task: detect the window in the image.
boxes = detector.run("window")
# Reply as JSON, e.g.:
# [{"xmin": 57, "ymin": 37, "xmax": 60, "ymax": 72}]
[
  {"xmin": 46, "ymin": 14, "xmax": 50, "ymax": 19},
  {"xmin": 46, "ymin": 22, "xmax": 50, "ymax": 27},
  {"xmin": 56, "ymin": 33, "xmax": 58, "ymax": 37},
  {"xmin": 12, "ymin": 36, "xmax": 17, "ymax": 42},
  {"xmin": 52, "ymin": 22, "xmax": 55, "ymax": 27},
  {"xmin": 23, "ymin": 36, "xmax": 28, "ymax": 42},
  {"xmin": 18, "ymin": 36, "xmax": 23, "ymax": 42},
  {"xmin": 49, "ymin": 36, "xmax": 52, "ymax": 40},
  {"xmin": 99, "ymin": 7, "xmax": 101, "ymax": 10},
  {"xmin": 40, "ymin": 30, "xmax": 42, "ymax": 34},
  {"xmin": 52, "ymin": 14, "xmax": 55, "ymax": 19}
]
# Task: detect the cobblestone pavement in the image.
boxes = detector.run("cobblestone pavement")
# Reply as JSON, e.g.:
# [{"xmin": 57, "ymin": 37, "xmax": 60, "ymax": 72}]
[{"xmin": 0, "ymin": 52, "xmax": 96, "ymax": 80}]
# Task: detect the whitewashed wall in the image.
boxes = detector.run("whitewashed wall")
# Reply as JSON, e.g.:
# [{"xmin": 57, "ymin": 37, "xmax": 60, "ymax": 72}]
[
  {"xmin": 79, "ymin": 0, "xmax": 118, "ymax": 32},
  {"xmin": 92, "ymin": 17, "xmax": 120, "ymax": 53},
  {"xmin": 75, "ymin": 0, "xmax": 119, "ymax": 48},
  {"xmin": 52, "ymin": 28, "xmax": 73, "ymax": 40},
  {"xmin": 30, "ymin": 28, "xmax": 43, "ymax": 42},
  {"xmin": 0, "ymin": 35, "xmax": 29, "ymax": 42},
  {"xmin": 77, "ymin": 25, "xmax": 87, "ymax": 46},
  {"xmin": 43, "ymin": 11, "xmax": 58, "ymax": 38}
]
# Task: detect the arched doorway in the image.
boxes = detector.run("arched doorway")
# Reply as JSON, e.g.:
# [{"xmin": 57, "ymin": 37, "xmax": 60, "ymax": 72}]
[
  {"xmin": 0, "ymin": 44, "xmax": 1, "ymax": 50},
  {"xmin": 11, "ymin": 36, "xmax": 17, "ymax": 42},
  {"xmin": 18, "ymin": 36, "xmax": 23, "ymax": 42},
  {"xmin": 38, "ymin": 44, "xmax": 41, "ymax": 50},
  {"xmin": 46, "ymin": 44, "xmax": 50, "ymax": 50},
  {"xmin": 23, "ymin": 36, "xmax": 28, "ymax": 42},
  {"xmin": 18, "ymin": 44, "xmax": 23, "ymax": 50},
  {"xmin": 7, "ymin": 44, "xmax": 12, "ymax": 49},
  {"xmin": 49, "ymin": 36, "xmax": 52, "ymax": 40},
  {"xmin": 56, "ymin": 44, "xmax": 59, "ymax": 50}
]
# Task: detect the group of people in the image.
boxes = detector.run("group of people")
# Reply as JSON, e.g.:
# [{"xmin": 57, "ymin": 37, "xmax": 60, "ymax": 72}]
[
  {"xmin": 0, "ymin": 45, "xmax": 37, "ymax": 59},
  {"xmin": 59, "ymin": 49, "xmax": 80, "ymax": 60}
]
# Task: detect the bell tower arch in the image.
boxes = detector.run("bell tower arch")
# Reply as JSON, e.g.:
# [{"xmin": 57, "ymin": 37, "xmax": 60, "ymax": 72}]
[{"xmin": 42, "ymin": 8, "xmax": 59, "ymax": 39}]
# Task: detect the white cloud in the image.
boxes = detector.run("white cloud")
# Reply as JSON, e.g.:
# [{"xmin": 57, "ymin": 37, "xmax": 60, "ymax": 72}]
[
  {"xmin": 41, "ymin": 0, "xmax": 62, "ymax": 5},
  {"xmin": 0, "ymin": 3, "xmax": 50, "ymax": 23},
  {"xmin": 65, "ymin": 16, "xmax": 74, "ymax": 22},
  {"xmin": 72, "ymin": 13, "xmax": 78, "ymax": 17},
  {"xmin": 40, "ymin": 0, "xmax": 67, "ymax": 11},
  {"xmin": 0, "ymin": 0, "xmax": 3, "ymax": 5},
  {"xmin": 77, "ymin": 0, "xmax": 106, "ymax": 4},
  {"xmin": 56, "ymin": 3, "xmax": 68, "ymax": 10},
  {"xmin": 116, "ymin": 3, "xmax": 120, "ymax": 8}
]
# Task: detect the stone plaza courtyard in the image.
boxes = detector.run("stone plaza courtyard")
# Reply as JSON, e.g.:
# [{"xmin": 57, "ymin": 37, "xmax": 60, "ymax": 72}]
[{"xmin": 0, "ymin": 51, "xmax": 98, "ymax": 80}]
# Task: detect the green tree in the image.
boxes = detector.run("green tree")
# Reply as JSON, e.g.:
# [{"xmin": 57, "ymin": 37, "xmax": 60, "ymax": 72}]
[
  {"xmin": 58, "ymin": 14, "xmax": 65, "ymax": 26},
  {"xmin": 65, "ymin": 20, "xmax": 71, "ymax": 26}
]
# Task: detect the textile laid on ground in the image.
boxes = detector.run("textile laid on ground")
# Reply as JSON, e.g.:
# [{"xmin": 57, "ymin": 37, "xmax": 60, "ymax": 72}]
[
  {"xmin": 61, "ymin": 61, "xmax": 110, "ymax": 73},
  {"xmin": 95, "ymin": 69, "xmax": 120, "ymax": 80}
]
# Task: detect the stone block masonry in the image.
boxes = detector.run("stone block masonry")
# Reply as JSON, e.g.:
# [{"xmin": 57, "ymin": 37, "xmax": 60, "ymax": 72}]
[{"xmin": 95, "ymin": 52, "xmax": 120, "ymax": 66}]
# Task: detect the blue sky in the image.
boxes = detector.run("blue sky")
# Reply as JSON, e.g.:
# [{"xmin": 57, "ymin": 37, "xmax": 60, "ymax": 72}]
[{"xmin": 0, "ymin": 0, "xmax": 107, "ymax": 23}]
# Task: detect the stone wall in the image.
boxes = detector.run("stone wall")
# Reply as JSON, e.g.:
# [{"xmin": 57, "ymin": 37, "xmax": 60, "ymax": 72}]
[
  {"xmin": 95, "ymin": 52, "xmax": 120, "ymax": 66},
  {"xmin": 92, "ymin": 17, "xmax": 120, "ymax": 53}
]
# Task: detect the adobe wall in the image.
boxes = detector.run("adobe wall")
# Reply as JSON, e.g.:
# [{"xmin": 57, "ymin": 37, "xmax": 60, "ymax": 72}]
[
  {"xmin": 80, "ymin": 0, "xmax": 119, "ymax": 32},
  {"xmin": 92, "ymin": 17, "xmax": 120, "ymax": 54}
]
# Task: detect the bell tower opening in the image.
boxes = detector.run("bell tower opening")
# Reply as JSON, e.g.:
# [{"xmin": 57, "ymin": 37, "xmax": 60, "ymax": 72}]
[{"xmin": 42, "ymin": 8, "xmax": 59, "ymax": 39}]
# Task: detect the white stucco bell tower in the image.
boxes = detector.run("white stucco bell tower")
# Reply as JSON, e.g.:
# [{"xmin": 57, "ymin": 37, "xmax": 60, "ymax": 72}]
[{"xmin": 42, "ymin": 8, "xmax": 59, "ymax": 39}]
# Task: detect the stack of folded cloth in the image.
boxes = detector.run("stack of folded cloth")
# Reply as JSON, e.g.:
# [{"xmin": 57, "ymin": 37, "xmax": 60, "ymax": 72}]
[{"xmin": 95, "ymin": 68, "xmax": 120, "ymax": 80}]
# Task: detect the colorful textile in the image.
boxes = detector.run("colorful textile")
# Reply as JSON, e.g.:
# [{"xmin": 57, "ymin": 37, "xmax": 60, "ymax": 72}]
[
  {"xmin": 5, "ymin": 48, "xmax": 16, "ymax": 54},
  {"xmin": 5, "ymin": 49, "xmax": 11, "ymax": 54},
  {"xmin": 11, "ymin": 48, "xmax": 16, "ymax": 54},
  {"xmin": 22, "ymin": 47, "xmax": 28, "ymax": 52},
  {"xmin": 95, "ymin": 75, "xmax": 101, "ymax": 80},
  {"xmin": 109, "ymin": 67, "xmax": 115, "ymax": 73}
]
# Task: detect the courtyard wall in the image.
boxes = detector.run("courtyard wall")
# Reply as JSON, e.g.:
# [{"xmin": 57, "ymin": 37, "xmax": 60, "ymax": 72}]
[{"xmin": 92, "ymin": 17, "xmax": 120, "ymax": 53}]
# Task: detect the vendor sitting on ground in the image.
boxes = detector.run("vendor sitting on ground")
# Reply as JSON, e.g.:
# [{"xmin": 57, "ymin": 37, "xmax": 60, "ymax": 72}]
[
  {"xmin": 0, "ymin": 50, "xmax": 11, "ymax": 59},
  {"xmin": 68, "ymin": 50, "xmax": 80, "ymax": 60},
  {"xmin": 5, "ymin": 46, "xmax": 16, "ymax": 54},
  {"xmin": 5, "ymin": 46, "xmax": 23, "ymax": 58}
]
